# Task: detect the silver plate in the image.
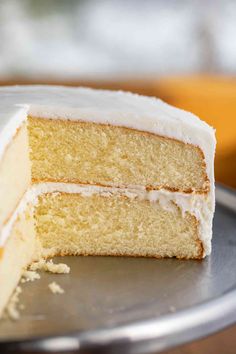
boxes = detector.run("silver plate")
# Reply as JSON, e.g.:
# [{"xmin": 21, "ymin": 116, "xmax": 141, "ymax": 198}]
[{"xmin": 0, "ymin": 184, "xmax": 236, "ymax": 354}]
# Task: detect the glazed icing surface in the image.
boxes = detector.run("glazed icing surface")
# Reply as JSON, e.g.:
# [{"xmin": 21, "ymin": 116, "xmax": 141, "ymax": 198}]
[{"xmin": 0, "ymin": 182, "xmax": 213, "ymax": 256}]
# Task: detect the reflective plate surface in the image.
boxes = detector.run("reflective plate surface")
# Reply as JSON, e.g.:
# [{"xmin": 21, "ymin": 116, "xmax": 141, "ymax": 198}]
[{"xmin": 0, "ymin": 184, "xmax": 236, "ymax": 354}]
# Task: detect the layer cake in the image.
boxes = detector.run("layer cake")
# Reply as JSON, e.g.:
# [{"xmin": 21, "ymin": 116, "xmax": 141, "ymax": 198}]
[{"xmin": 0, "ymin": 85, "xmax": 216, "ymax": 317}]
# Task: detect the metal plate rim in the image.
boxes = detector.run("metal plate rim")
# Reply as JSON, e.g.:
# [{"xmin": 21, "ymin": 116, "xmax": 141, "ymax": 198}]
[{"xmin": 2, "ymin": 287, "xmax": 236, "ymax": 353}]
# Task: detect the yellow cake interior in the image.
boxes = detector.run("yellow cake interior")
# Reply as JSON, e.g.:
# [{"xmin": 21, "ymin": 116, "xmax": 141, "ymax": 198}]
[
  {"xmin": 29, "ymin": 117, "xmax": 209, "ymax": 193},
  {"xmin": 0, "ymin": 115, "xmax": 208, "ymax": 316},
  {"xmin": 36, "ymin": 192, "xmax": 201, "ymax": 259},
  {"xmin": 0, "ymin": 206, "xmax": 35, "ymax": 316},
  {"xmin": 0, "ymin": 123, "xmax": 31, "ymax": 228}
]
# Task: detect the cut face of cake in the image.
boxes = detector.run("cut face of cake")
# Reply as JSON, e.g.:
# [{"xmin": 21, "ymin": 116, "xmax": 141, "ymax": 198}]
[
  {"xmin": 29, "ymin": 118, "xmax": 209, "ymax": 192},
  {"xmin": 0, "ymin": 85, "xmax": 216, "ymax": 317}
]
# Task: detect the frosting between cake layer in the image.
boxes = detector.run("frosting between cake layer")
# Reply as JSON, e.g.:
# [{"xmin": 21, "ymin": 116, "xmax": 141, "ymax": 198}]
[{"xmin": 0, "ymin": 182, "xmax": 213, "ymax": 256}]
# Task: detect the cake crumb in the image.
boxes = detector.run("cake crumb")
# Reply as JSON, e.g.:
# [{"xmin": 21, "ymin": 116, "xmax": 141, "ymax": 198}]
[
  {"xmin": 29, "ymin": 259, "xmax": 46, "ymax": 271},
  {"xmin": 48, "ymin": 282, "xmax": 64, "ymax": 294},
  {"xmin": 5, "ymin": 286, "xmax": 22, "ymax": 320},
  {"xmin": 29, "ymin": 259, "xmax": 70, "ymax": 274},
  {"xmin": 21, "ymin": 270, "xmax": 41, "ymax": 283},
  {"xmin": 44, "ymin": 260, "xmax": 70, "ymax": 274}
]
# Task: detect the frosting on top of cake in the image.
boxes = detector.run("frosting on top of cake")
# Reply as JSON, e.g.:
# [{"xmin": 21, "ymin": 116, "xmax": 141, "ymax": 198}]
[{"xmin": 0, "ymin": 85, "xmax": 216, "ymax": 182}]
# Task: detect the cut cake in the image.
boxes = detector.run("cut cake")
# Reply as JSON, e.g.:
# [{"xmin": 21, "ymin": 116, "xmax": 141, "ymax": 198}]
[{"xmin": 0, "ymin": 85, "xmax": 216, "ymax": 317}]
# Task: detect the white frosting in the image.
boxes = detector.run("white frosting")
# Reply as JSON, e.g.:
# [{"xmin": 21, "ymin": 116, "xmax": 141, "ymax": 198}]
[
  {"xmin": 0, "ymin": 188, "xmax": 38, "ymax": 249},
  {"xmin": 0, "ymin": 85, "xmax": 215, "ymax": 256},
  {"xmin": 0, "ymin": 85, "xmax": 216, "ymax": 182},
  {"xmin": 0, "ymin": 182, "xmax": 213, "ymax": 256},
  {"xmin": 0, "ymin": 105, "xmax": 28, "ymax": 158}
]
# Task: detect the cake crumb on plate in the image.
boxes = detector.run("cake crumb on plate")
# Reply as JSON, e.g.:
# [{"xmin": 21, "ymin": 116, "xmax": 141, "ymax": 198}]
[
  {"xmin": 48, "ymin": 282, "xmax": 64, "ymax": 294},
  {"xmin": 21, "ymin": 270, "xmax": 41, "ymax": 283},
  {"xmin": 4, "ymin": 286, "xmax": 22, "ymax": 320},
  {"xmin": 29, "ymin": 259, "xmax": 70, "ymax": 274}
]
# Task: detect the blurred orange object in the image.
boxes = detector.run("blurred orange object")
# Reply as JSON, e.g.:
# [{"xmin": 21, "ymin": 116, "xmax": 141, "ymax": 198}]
[{"xmin": 155, "ymin": 76, "xmax": 236, "ymax": 188}]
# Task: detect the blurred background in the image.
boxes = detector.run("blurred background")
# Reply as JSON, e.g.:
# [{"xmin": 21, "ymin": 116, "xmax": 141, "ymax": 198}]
[{"xmin": 0, "ymin": 0, "xmax": 236, "ymax": 188}]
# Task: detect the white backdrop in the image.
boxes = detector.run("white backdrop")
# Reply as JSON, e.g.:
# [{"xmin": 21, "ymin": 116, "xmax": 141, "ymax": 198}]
[{"xmin": 0, "ymin": 0, "xmax": 235, "ymax": 79}]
